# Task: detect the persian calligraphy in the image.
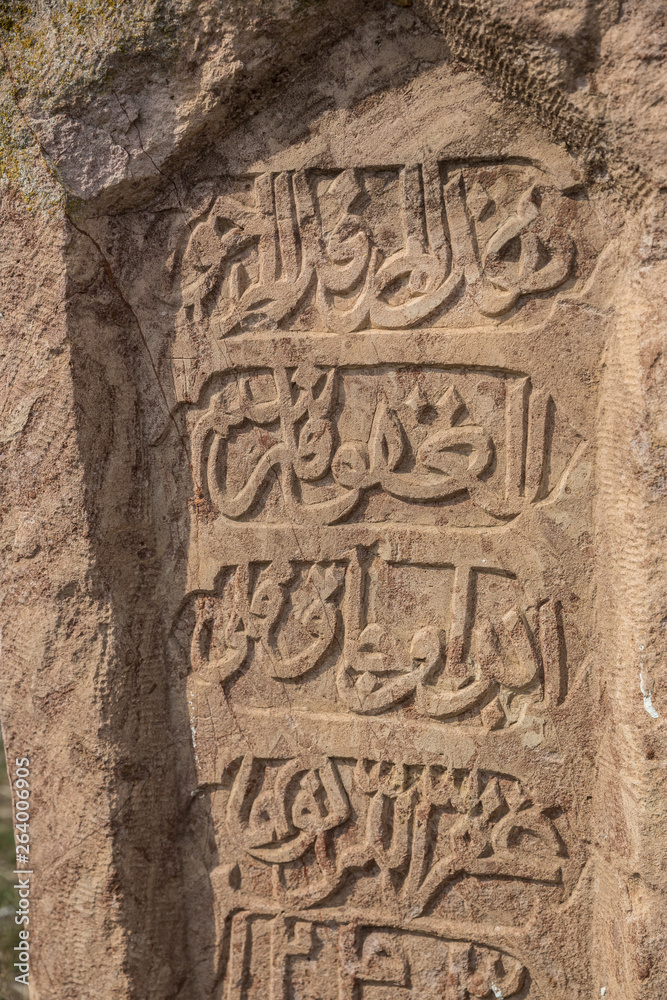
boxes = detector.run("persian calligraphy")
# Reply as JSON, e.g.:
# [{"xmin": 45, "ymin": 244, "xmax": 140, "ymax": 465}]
[
  {"xmin": 184, "ymin": 550, "xmax": 565, "ymax": 729},
  {"xmin": 220, "ymin": 912, "xmax": 529, "ymax": 1000},
  {"xmin": 188, "ymin": 364, "xmax": 582, "ymax": 526},
  {"xmin": 190, "ymin": 560, "xmax": 345, "ymax": 683},
  {"xmin": 177, "ymin": 161, "xmax": 579, "ymax": 335},
  {"xmin": 162, "ymin": 58, "xmax": 606, "ymax": 1000},
  {"xmin": 219, "ymin": 755, "xmax": 569, "ymax": 914},
  {"xmin": 339, "ymin": 550, "xmax": 563, "ymax": 722}
]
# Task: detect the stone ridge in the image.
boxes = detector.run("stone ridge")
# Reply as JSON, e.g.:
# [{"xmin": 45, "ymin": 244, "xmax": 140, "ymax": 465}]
[
  {"xmin": 0, "ymin": 0, "xmax": 378, "ymax": 209},
  {"xmin": 418, "ymin": 0, "xmax": 650, "ymax": 203}
]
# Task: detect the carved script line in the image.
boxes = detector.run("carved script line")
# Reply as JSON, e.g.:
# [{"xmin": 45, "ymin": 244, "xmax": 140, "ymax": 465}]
[{"xmin": 179, "ymin": 163, "xmax": 575, "ymax": 335}]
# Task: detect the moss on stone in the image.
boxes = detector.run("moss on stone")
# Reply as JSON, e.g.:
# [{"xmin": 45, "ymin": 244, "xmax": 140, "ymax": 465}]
[{"xmin": 0, "ymin": 0, "xmax": 186, "ymax": 209}]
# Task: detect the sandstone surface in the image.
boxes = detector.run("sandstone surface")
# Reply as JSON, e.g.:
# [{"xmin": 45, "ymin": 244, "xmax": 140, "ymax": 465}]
[{"xmin": 0, "ymin": 2, "xmax": 666, "ymax": 998}]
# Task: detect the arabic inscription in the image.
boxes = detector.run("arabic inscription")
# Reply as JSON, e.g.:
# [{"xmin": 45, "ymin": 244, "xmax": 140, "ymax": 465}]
[{"xmin": 177, "ymin": 161, "xmax": 583, "ymax": 336}]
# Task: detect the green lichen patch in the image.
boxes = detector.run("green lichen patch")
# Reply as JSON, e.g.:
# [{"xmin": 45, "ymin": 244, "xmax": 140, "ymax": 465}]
[
  {"xmin": 0, "ymin": 0, "xmax": 189, "ymax": 209},
  {"xmin": 0, "ymin": 1, "xmax": 31, "ymax": 41}
]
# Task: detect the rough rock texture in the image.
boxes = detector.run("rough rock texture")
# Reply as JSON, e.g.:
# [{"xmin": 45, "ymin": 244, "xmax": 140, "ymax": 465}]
[{"xmin": 0, "ymin": 2, "xmax": 666, "ymax": 999}]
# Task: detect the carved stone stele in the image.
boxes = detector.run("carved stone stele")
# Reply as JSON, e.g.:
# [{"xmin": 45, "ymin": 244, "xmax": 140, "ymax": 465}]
[{"xmin": 1, "ymin": 2, "xmax": 666, "ymax": 998}]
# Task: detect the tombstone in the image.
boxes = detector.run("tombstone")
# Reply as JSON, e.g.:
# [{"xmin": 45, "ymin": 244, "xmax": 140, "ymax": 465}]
[{"xmin": 0, "ymin": 2, "xmax": 666, "ymax": 998}]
